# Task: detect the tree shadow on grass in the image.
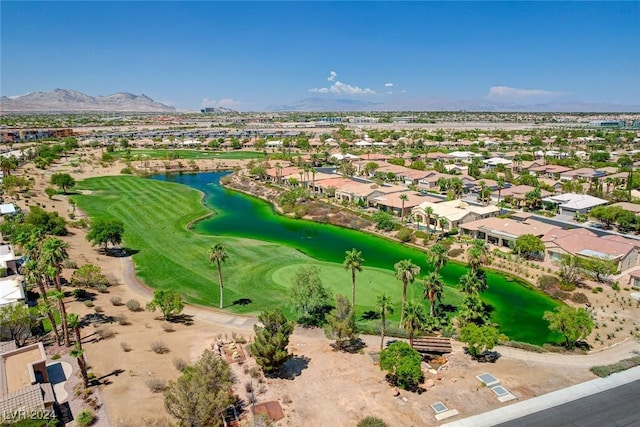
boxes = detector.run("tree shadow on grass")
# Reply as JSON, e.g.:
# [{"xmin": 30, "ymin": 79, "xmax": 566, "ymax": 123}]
[
  {"xmin": 232, "ymin": 298, "xmax": 252, "ymax": 306},
  {"xmin": 360, "ymin": 310, "xmax": 379, "ymax": 321},
  {"xmin": 279, "ymin": 355, "xmax": 310, "ymax": 380},
  {"xmin": 107, "ymin": 247, "xmax": 139, "ymax": 257}
]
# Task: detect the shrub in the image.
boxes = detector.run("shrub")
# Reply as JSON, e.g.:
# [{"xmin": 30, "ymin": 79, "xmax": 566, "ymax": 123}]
[
  {"xmin": 396, "ymin": 228, "xmax": 415, "ymax": 243},
  {"xmin": 357, "ymin": 416, "xmax": 388, "ymax": 427},
  {"xmin": 161, "ymin": 322, "xmax": 175, "ymax": 332},
  {"xmin": 151, "ymin": 340, "xmax": 170, "ymax": 354},
  {"xmin": 552, "ymin": 289, "xmax": 570, "ymax": 300},
  {"xmin": 172, "ymin": 358, "xmax": 188, "ymax": 371},
  {"xmin": 126, "ymin": 299, "xmax": 141, "ymax": 312},
  {"xmin": 51, "ymin": 353, "xmax": 61, "ymax": 360},
  {"xmin": 538, "ymin": 274, "xmax": 560, "ymax": 291},
  {"xmin": 447, "ymin": 248, "xmax": 464, "ymax": 258},
  {"xmin": 120, "ymin": 342, "xmax": 132, "ymax": 352},
  {"xmin": 559, "ymin": 282, "xmax": 576, "ymax": 292},
  {"xmin": 97, "ymin": 284, "xmax": 109, "ymax": 293},
  {"xmin": 110, "ymin": 296, "xmax": 123, "ymax": 306},
  {"xmin": 145, "ymin": 377, "xmax": 167, "ymax": 393},
  {"xmin": 115, "ymin": 315, "xmax": 129, "ymax": 326},
  {"xmin": 590, "ymin": 356, "xmax": 640, "ymax": 377},
  {"xmin": 504, "ymin": 341, "xmax": 546, "ymax": 353},
  {"xmin": 96, "ymin": 326, "xmax": 115, "ymax": 340},
  {"xmin": 94, "ymin": 306, "xmax": 103, "ymax": 313},
  {"xmin": 76, "ymin": 409, "xmax": 95, "ymax": 427},
  {"xmin": 571, "ymin": 292, "xmax": 590, "ymax": 304},
  {"xmin": 84, "ymin": 300, "xmax": 94, "ymax": 308}
]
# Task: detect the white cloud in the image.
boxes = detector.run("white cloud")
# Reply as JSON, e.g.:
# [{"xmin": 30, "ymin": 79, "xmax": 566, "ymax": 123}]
[
  {"xmin": 310, "ymin": 71, "xmax": 376, "ymax": 95},
  {"xmin": 201, "ymin": 97, "xmax": 242, "ymax": 108},
  {"xmin": 384, "ymin": 83, "xmax": 394, "ymax": 87},
  {"xmin": 387, "ymin": 91, "xmax": 393, "ymax": 95},
  {"xmin": 487, "ymin": 86, "xmax": 563, "ymax": 99}
]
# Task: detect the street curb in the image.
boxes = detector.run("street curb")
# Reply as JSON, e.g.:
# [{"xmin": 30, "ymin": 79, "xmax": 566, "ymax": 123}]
[{"xmin": 441, "ymin": 365, "xmax": 640, "ymax": 427}]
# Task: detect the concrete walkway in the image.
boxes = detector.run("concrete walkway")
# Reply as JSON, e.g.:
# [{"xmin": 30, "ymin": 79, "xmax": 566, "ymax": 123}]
[
  {"xmin": 120, "ymin": 257, "xmax": 257, "ymax": 330},
  {"xmin": 441, "ymin": 366, "xmax": 640, "ymax": 427}
]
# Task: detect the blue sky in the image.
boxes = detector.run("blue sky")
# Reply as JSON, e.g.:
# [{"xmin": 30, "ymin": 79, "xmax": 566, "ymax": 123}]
[{"xmin": 2, "ymin": 1, "xmax": 639, "ymax": 111}]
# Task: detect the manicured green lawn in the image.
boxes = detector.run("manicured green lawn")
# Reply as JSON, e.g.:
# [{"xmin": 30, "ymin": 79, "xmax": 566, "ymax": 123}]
[
  {"xmin": 72, "ymin": 176, "xmax": 459, "ymax": 329},
  {"xmin": 111, "ymin": 149, "xmax": 266, "ymax": 160}
]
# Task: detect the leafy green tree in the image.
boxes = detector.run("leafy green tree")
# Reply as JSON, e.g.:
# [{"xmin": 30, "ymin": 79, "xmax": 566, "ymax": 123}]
[
  {"xmin": 0, "ymin": 303, "xmax": 35, "ymax": 347},
  {"xmin": 164, "ymin": 349, "xmax": 236, "ymax": 427},
  {"xmin": 401, "ymin": 300, "xmax": 427, "ymax": 347},
  {"xmin": 556, "ymin": 254, "xmax": 584, "ymax": 287},
  {"xmin": 379, "ymin": 341, "xmax": 423, "ymax": 391},
  {"xmin": 86, "ymin": 217, "xmax": 124, "ymax": 253},
  {"xmin": 44, "ymin": 187, "xmax": 57, "ymax": 200},
  {"xmin": 394, "ymin": 259, "xmax": 420, "ymax": 324},
  {"xmin": 375, "ymin": 293, "xmax": 394, "ymax": 351},
  {"xmin": 324, "ymin": 294, "xmax": 356, "ymax": 351},
  {"xmin": 422, "ymin": 271, "xmax": 444, "ymax": 317},
  {"xmin": 580, "ymin": 257, "xmax": 618, "ymax": 283},
  {"xmin": 372, "ymin": 211, "xmax": 395, "ymax": 231},
  {"xmin": 543, "ymin": 306, "xmax": 594, "ymax": 349},
  {"xmin": 512, "ymin": 234, "xmax": 545, "ymax": 260},
  {"xmin": 146, "ymin": 289, "xmax": 185, "ymax": 320},
  {"xmin": 248, "ymin": 309, "xmax": 294, "ymax": 375},
  {"xmin": 344, "ymin": 248, "xmax": 365, "ymax": 311},
  {"xmin": 50, "ymin": 173, "xmax": 76, "ymax": 193},
  {"xmin": 24, "ymin": 206, "xmax": 67, "ymax": 236},
  {"xmin": 290, "ymin": 265, "xmax": 333, "ymax": 326},
  {"xmin": 208, "ymin": 243, "xmax": 228, "ymax": 309},
  {"xmin": 71, "ymin": 264, "xmax": 109, "ymax": 289},
  {"xmin": 459, "ymin": 323, "xmax": 507, "ymax": 360}
]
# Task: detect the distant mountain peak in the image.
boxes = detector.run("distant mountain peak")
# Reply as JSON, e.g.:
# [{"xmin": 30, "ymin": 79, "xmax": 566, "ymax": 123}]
[{"xmin": 0, "ymin": 89, "xmax": 175, "ymax": 112}]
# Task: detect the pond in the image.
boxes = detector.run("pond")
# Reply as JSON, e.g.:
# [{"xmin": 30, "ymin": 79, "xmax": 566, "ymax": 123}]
[{"xmin": 154, "ymin": 172, "xmax": 561, "ymax": 345}]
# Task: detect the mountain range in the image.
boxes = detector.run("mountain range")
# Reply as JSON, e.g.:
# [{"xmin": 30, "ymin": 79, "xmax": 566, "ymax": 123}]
[
  {"xmin": 0, "ymin": 89, "xmax": 175, "ymax": 112},
  {"xmin": 266, "ymin": 96, "xmax": 640, "ymax": 113}
]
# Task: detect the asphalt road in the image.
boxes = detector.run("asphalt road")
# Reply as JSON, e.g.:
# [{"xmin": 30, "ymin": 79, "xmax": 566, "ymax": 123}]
[{"xmin": 494, "ymin": 379, "xmax": 640, "ymax": 427}]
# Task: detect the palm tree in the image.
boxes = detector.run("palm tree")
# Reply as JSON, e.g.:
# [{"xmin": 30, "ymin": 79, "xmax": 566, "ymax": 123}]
[
  {"xmin": 375, "ymin": 293, "xmax": 394, "ymax": 350},
  {"xmin": 426, "ymin": 242, "xmax": 448, "ymax": 274},
  {"xmin": 52, "ymin": 291, "xmax": 70, "ymax": 347},
  {"xmin": 22, "ymin": 258, "xmax": 61, "ymax": 345},
  {"xmin": 496, "ymin": 177, "xmax": 505, "ymax": 204},
  {"xmin": 424, "ymin": 206, "xmax": 434, "ymax": 238},
  {"xmin": 458, "ymin": 271, "xmax": 488, "ymax": 295},
  {"xmin": 343, "ymin": 248, "xmax": 365, "ymax": 311},
  {"xmin": 208, "ymin": 243, "xmax": 228, "ymax": 309},
  {"xmin": 459, "ymin": 294, "xmax": 486, "ymax": 325},
  {"xmin": 399, "ymin": 193, "xmax": 409, "ymax": 222},
  {"xmin": 39, "ymin": 237, "xmax": 69, "ymax": 291},
  {"xmin": 401, "ymin": 300, "xmax": 426, "ymax": 347},
  {"xmin": 422, "ymin": 272, "xmax": 444, "ymax": 317},
  {"xmin": 394, "ymin": 259, "xmax": 421, "ymax": 324},
  {"xmin": 439, "ymin": 218, "xmax": 449, "ymax": 234},
  {"xmin": 71, "ymin": 342, "xmax": 89, "ymax": 388},
  {"xmin": 67, "ymin": 313, "xmax": 83, "ymax": 349},
  {"xmin": 467, "ymin": 239, "xmax": 489, "ymax": 273},
  {"xmin": 310, "ymin": 167, "xmax": 317, "ymax": 195}
]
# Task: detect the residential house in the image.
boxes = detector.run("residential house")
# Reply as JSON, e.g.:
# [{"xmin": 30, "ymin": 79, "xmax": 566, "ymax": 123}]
[
  {"xmin": 0, "ymin": 342, "xmax": 56, "ymax": 418},
  {"xmin": 559, "ymin": 168, "xmax": 607, "ymax": 181},
  {"xmin": 528, "ymin": 165, "xmax": 574, "ymax": 179},
  {"xmin": 493, "ymin": 185, "xmax": 552, "ymax": 206},
  {"xmin": 542, "ymin": 228, "xmax": 640, "ymax": 272},
  {"xmin": 412, "ymin": 200, "xmax": 500, "ymax": 232},
  {"xmin": 459, "ymin": 216, "xmax": 559, "ymax": 248},
  {"xmin": 483, "ymin": 157, "xmax": 512, "ymax": 170},
  {"xmin": 370, "ymin": 191, "xmax": 439, "ymax": 217},
  {"xmin": 541, "ymin": 193, "xmax": 608, "ymax": 214}
]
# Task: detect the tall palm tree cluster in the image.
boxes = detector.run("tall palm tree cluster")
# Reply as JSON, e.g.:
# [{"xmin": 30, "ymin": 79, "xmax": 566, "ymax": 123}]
[
  {"xmin": 458, "ymin": 239, "xmax": 491, "ymax": 325},
  {"xmin": 16, "ymin": 230, "xmax": 90, "ymax": 387}
]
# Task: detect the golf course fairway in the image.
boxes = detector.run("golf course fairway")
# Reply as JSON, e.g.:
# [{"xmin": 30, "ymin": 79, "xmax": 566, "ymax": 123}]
[{"xmin": 74, "ymin": 172, "xmax": 562, "ymax": 345}]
